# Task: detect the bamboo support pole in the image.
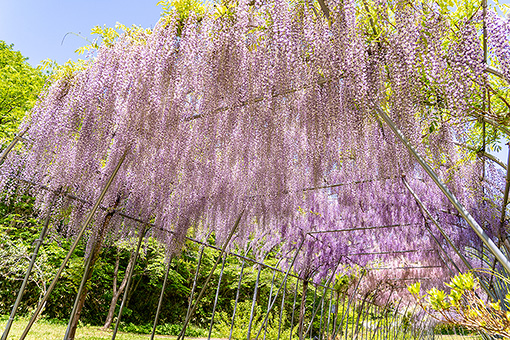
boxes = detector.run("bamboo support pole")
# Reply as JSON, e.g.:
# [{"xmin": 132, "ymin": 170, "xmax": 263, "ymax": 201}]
[
  {"xmin": 318, "ymin": 288, "xmax": 325, "ymax": 340},
  {"xmin": 325, "ymin": 287, "xmax": 333, "ymax": 340},
  {"xmin": 289, "ymin": 277, "xmax": 300, "ymax": 340},
  {"xmin": 309, "ymin": 287, "xmax": 317, "ymax": 340},
  {"xmin": 303, "ymin": 259, "xmax": 342, "ymax": 337},
  {"xmin": 150, "ymin": 252, "xmax": 175, "ymax": 340},
  {"xmin": 19, "ymin": 150, "xmax": 127, "ymax": 340},
  {"xmin": 498, "ymin": 143, "xmax": 510, "ymax": 252},
  {"xmin": 111, "ymin": 225, "xmax": 147, "ymax": 340},
  {"xmin": 349, "ymin": 297, "xmax": 357, "ymax": 340},
  {"xmin": 363, "ymin": 297, "xmax": 377, "ymax": 340},
  {"xmin": 395, "ymin": 302, "xmax": 411, "ymax": 339},
  {"xmin": 0, "ymin": 129, "xmax": 28, "ymax": 164},
  {"xmin": 254, "ymin": 239, "xmax": 305, "ymax": 340},
  {"xmin": 376, "ymin": 106, "xmax": 510, "ymax": 274},
  {"xmin": 333, "ymin": 289, "xmax": 346, "ymax": 339},
  {"xmin": 277, "ymin": 278, "xmax": 287, "ymax": 340},
  {"xmin": 208, "ymin": 255, "xmax": 226, "ymax": 340},
  {"xmin": 184, "ymin": 237, "xmax": 334, "ymax": 290},
  {"xmin": 369, "ymin": 287, "xmax": 394, "ymax": 340},
  {"xmin": 333, "ymin": 270, "xmax": 365, "ymax": 340},
  {"xmin": 177, "ymin": 211, "xmax": 243, "ymax": 340},
  {"xmin": 390, "ymin": 298, "xmax": 403, "ymax": 340},
  {"xmin": 229, "ymin": 258, "xmax": 246, "ymax": 340},
  {"xmin": 247, "ymin": 264, "xmax": 262, "ymax": 340},
  {"xmin": 298, "ymin": 278, "xmax": 308, "ymax": 340},
  {"xmin": 63, "ymin": 239, "xmax": 97, "ymax": 340},
  {"xmin": 185, "ymin": 243, "xmax": 208, "ymax": 322},
  {"xmin": 402, "ymin": 176, "xmax": 496, "ymax": 300},
  {"xmin": 1, "ymin": 198, "xmax": 54, "ymax": 340},
  {"xmin": 264, "ymin": 269, "xmax": 277, "ymax": 340},
  {"xmin": 423, "ymin": 220, "xmax": 461, "ymax": 274},
  {"xmin": 353, "ymin": 293, "xmax": 369, "ymax": 339}
]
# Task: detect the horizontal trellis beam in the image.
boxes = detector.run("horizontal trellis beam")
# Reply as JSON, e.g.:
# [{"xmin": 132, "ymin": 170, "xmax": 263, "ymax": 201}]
[{"xmin": 386, "ymin": 277, "xmax": 434, "ymax": 281}]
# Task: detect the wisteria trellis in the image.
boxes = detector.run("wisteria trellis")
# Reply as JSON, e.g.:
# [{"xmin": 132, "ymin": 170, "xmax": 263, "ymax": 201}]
[{"xmin": 1, "ymin": 0, "xmax": 510, "ymax": 337}]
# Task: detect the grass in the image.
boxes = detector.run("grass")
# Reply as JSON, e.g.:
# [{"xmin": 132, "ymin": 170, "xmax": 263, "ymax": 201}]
[
  {"xmin": 436, "ymin": 336, "xmax": 479, "ymax": 339},
  {"xmin": 0, "ymin": 317, "xmax": 179, "ymax": 340},
  {"xmin": 0, "ymin": 317, "xmax": 483, "ymax": 340}
]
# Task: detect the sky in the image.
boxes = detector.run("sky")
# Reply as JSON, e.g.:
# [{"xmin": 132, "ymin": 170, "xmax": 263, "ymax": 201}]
[
  {"xmin": 1, "ymin": 0, "xmax": 509, "ymax": 162},
  {"xmin": 0, "ymin": 0, "xmax": 163, "ymax": 66}
]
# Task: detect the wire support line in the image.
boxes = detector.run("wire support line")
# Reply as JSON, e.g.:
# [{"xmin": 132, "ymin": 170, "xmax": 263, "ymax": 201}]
[
  {"xmin": 308, "ymin": 223, "xmax": 412, "ymax": 234},
  {"xmin": 12, "ymin": 176, "xmax": 327, "ymax": 286},
  {"xmin": 186, "ymin": 75, "xmax": 344, "ymax": 121},
  {"xmin": 346, "ymin": 249, "xmax": 436, "ymax": 256},
  {"xmin": 9, "ymin": 177, "xmax": 442, "ymax": 268},
  {"xmin": 368, "ymin": 265, "xmax": 443, "ymax": 271}
]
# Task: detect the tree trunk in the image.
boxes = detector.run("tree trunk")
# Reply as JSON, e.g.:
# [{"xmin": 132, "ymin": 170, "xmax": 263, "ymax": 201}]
[
  {"xmin": 67, "ymin": 202, "xmax": 119, "ymax": 340},
  {"xmin": 102, "ymin": 250, "xmax": 137, "ymax": 330},
  {"xmin": 298, "ymin": 279, "xmax": 309, "ymax": 340}
]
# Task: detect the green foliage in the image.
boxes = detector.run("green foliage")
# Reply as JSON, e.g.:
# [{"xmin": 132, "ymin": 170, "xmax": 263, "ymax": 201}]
[
  {"xmin": 118, "ymin": 321, "xmax": 208, "ymax": 336},
  {"xmin": 74, "ymin": 23, "xmax": 153, "ymax": 57},
  {"xmin": 39, "ymin": 58, "xmax": 88, "ymax": 83},
  {"xmin": 214, "ymin": 300, "xmax": 296, "ymax": 340},
  {"xmin": 0, "ymin": 41, "xmax": 46, "ymax": 145},
  {"xmin": 158, "ymin": 0, "xmax": 208, "ymax": 21},
  {"xmin": 409, "ymin": 272, "xmax": 510, "ymax": 337}
]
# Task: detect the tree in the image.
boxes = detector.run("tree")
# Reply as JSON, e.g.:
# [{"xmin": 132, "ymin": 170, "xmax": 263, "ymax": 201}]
[{"xmin": 0, "ymin": 41, "xmax": 45, "ymax": 146}]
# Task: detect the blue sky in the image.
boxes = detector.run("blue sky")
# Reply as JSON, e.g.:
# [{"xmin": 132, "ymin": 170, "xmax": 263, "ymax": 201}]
[{"xmin": 0, "ymin": 0, "xmax": 162, "ymax": 66}]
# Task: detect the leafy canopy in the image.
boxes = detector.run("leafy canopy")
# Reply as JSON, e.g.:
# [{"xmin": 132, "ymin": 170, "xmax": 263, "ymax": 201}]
[{"xmin": 0, "ymin": 41, "xmax": 46, "ymax": 146}]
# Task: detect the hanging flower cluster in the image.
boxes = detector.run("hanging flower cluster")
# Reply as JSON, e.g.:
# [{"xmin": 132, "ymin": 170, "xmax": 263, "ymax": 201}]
[{"xmin": 1, "ymin": 0, "xmax": 507, "ymax": 287}]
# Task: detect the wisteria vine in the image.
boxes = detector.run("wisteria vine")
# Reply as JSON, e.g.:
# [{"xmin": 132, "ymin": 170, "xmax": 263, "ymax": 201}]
[{"xmin": 1, "ymin": 0, "xmax": 509, "ymax": 292}]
